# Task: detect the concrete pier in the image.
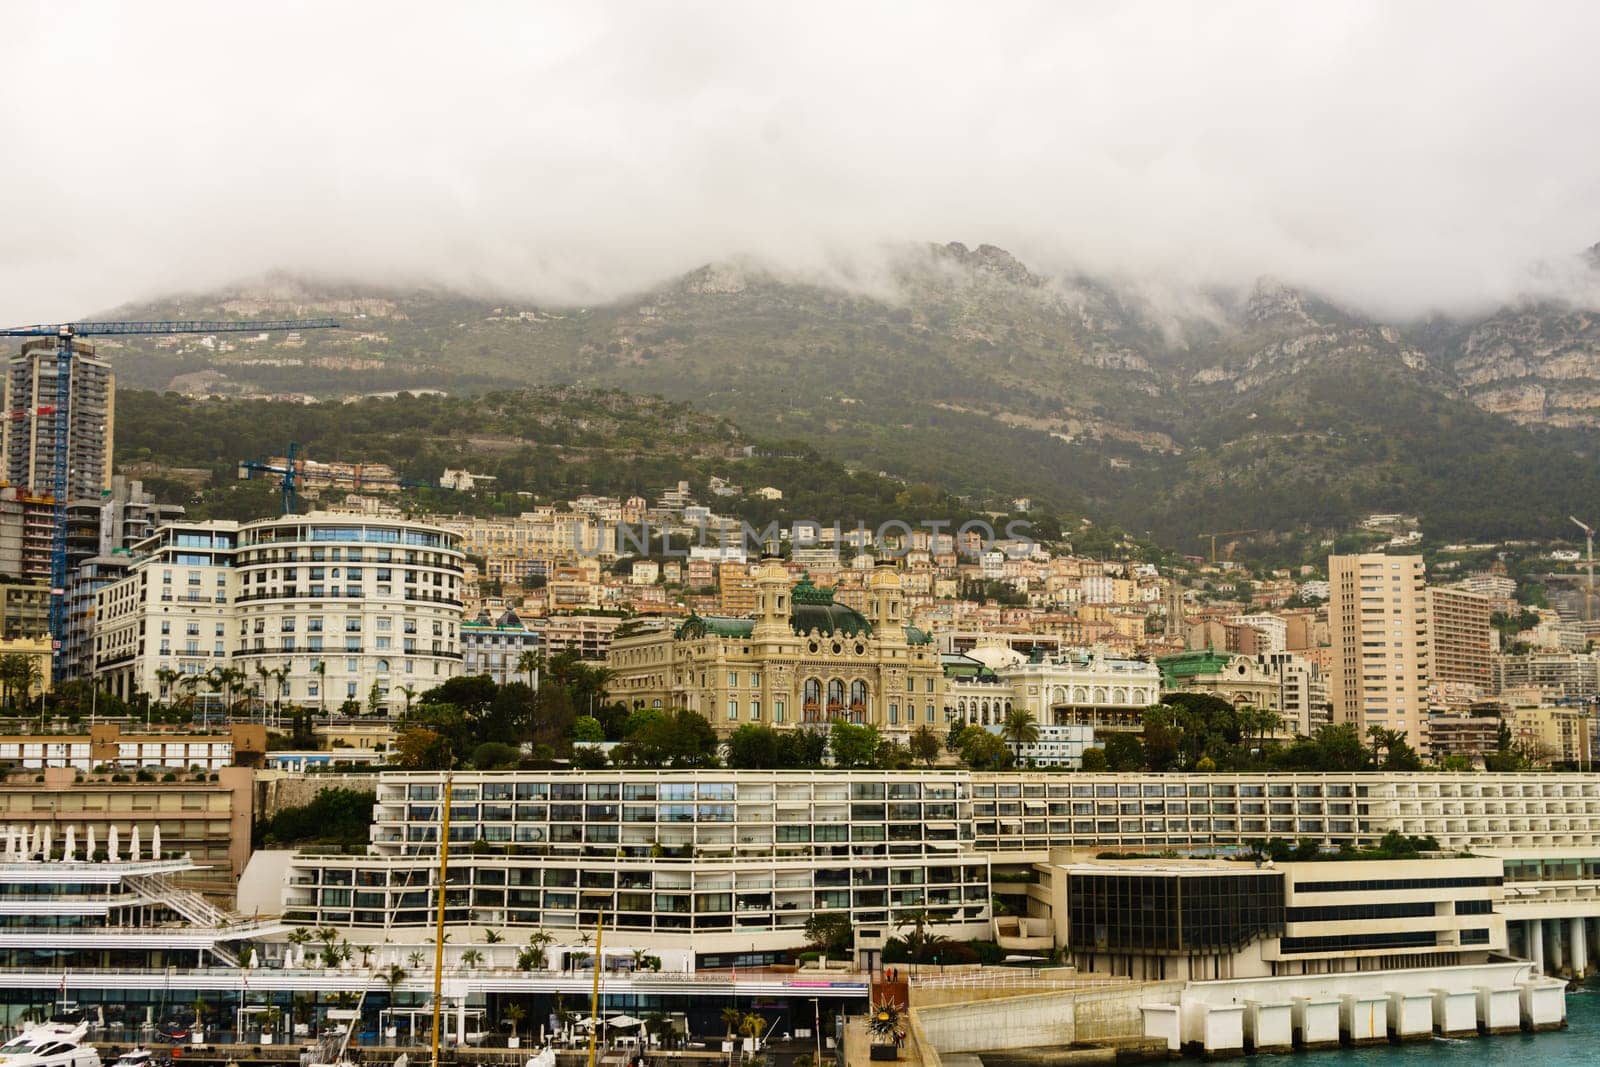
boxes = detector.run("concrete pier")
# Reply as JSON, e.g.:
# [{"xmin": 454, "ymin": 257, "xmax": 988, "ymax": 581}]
[
  {"xmin": 1430, "ymin": 988, "xmax": 1477, "ymax": 1037},
  {"xmin": 1519, "ymin": 979, "xmax": 1568, "ymax": 1032},
  {"xmin": 1572, "ymin": 917, "xmax": 1588, "ymax": 977},
  {"xmin": 1141, "ymin": 1003, "xmax": 1180, "ymax": 1053},
  {"xmin": 1290, "ymin": 996, "xmax": 1342, "ymax": 1050},
  {"xmin": 1386, "ymin": 991, "xmax": 1433, "ymax": 1041},
  {"xmin": 1530, "ymin": 918, "xmax": 1545, "ymax": 974},
  {"xmin": 1340, "ymin": 993, "xmax": 1388, "ymax": 1046},
  {"xmin": 1476, "ymin": 985, "xmax": 1522, "ymax": 1034},
  {"xmin": 1199, "ymin": 1004, "xmax": 1244, "ymax": 1059},
  {"xmin": 1243, "ymin": 1001, "xmax": 1292, "ymax": 1054}
]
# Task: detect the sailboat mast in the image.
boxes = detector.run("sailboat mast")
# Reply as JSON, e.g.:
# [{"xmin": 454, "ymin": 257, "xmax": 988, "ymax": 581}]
[
  {"xmin": 587, "ymin": 912, "xmax": 604, "ymax": 1067},
  {"xmin": 430, "ymin": 772, "xmax": 454, "ymax": 1067}
]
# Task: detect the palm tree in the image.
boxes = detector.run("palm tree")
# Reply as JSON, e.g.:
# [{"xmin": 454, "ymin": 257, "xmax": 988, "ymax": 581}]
[
  {"xmin": 15, "ymin": 657, "xmax": 42, "ymax": 727},
  {"xmin": 482, "ymin": 929, "xmax": 504, "ymax": 944},
  {"xmin": 380, "ymin": 963, "xmax": 408, "ymax": 1006},
  {"xmin": 459, "ymin": 948, "xmax": 484, "ymax": 970},
  {"xmin": 644, "ymin": 1012, "xmax": 672, "ymax": 1050},
  {"xmin": 0, "ymin": 652, "xmax": 29, "ymax": 709},
  {"xmin": 256, "ymin": 664, "xmax": 272, "ymax": 718},
  {"xmin": 739, "ymin": 1013, "xmax": 765, "ymax": 1059},
  {"xmin": 203, "ymin": 667, "xmax": 227, "ymax": 713},
  {"xmin": 272, "ymin": 665, "xmax": 291, "ymax": 721},
  {"xmin": 406, "ymin": 951, "xmax": 425, "ymax": 969},
  {"xmin": 720, "ymin": 1007, "xmax": 744, "ymax": 1040},
  {"xmin": 175, "ymin": 672, "xmax": 200, "ymax": 710},
  {"xmin": 516, "ymin": 649, "xmax": 545, "ymax": 690},
  {"xmin": 312, "ymin": 659, "xmax": 327, "ymax": 716},
  {"xmin": 1368, "ymin": 725, "xmax": 1401, "ymax": 761},
  {"xmin": 897, "ymin": 910, "xmax": 951, "ymax": 965},
  {"xmin": 397, "ymin": 684, "xmax": 417, "ymax": 718},
  {"xmin": 155, "ymin": 667, "xmax": 180, "ymax": 707},
  {"xmin": 291, "ymin": 993, "xmax": 315, "ymax": 1034},
  {"xmin": 502, "ymin": 1003, "xmax": 526, "ymax": 1046},
  {"xmin": 999, "ymin": 707, "xmax": 1040, "ymax": 759}
]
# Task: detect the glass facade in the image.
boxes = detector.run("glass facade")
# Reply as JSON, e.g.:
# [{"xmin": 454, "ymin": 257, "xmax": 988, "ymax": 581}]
[{"xmin": 1066, "ymin": 871, "xmax": 1283, "ymax": 954}]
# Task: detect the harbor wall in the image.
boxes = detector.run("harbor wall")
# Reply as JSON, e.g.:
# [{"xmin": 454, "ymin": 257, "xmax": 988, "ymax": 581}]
[{"xmin": 914, "ymin": 981, "xmax": 1183, "ymax": 1054}]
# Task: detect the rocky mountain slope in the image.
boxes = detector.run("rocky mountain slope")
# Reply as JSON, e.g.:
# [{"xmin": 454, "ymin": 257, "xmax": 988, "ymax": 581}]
[{"xmin": 84, "ymin": 243, "xmax": 1600, "ymax": 546}]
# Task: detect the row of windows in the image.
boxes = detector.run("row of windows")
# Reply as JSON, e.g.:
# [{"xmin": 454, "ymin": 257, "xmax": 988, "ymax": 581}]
[
  {"xmin": 974, "ymin": 782, "xmax": 1358, "ymax": 799},
  {"xmin": 1280, "ymin": 929, "xmax": 1439, "ymax": 953},
  {"xmin": 1294, "ymin": 876, "xmax": 1503, "ymax": 894},
  {"xmin": 307, "ymin": 862, "xmax": 986, "ymax": 888},
  {"xmin": 1285, "ymin": 900, "xmax": 1438, "ymax": 923},
  {"xmin": 410, "ymin": 781, "xmax": 960, "ymax": 802}
]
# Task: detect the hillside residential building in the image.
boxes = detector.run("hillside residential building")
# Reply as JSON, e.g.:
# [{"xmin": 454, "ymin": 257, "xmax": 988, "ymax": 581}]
[
  {"xmin": 1428, "ymin": 585, "xmax": 1494, "ymax": 698},
  {"xmin": 1494, "ymin": 652, "xmax": 1600, "ymax": 700},
  {"xmin": 461, "ymin": 610, "xmax": 542, "ymax": 685},
  {"xmin": 1330, "ymin": 553, "xmax": 1430, "ymax": 751}
]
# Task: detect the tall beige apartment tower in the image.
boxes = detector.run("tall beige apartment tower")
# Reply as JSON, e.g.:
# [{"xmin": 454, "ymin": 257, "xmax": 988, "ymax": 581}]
[
  {"xmin": 1427, "ymin": 585, "xmax": 1493, "ymax": 698},
  {"xmin": 1329, "ymin": 553, "xmax": 1430, "ymax": 751}
]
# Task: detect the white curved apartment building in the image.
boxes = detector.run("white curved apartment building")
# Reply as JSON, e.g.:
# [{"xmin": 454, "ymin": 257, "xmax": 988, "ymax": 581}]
[
  {"xmin": 232, "ymin": 513, "xmax": 465, "ymax": 713},
  {"xmin": 96, "ymin": 512, "xmax": 464, "ymax": 715}
]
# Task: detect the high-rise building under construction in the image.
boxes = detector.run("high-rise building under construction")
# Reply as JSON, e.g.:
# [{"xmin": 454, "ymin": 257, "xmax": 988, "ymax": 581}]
[{"xmin": 2, "ymin": 339, "xmax": 114, "ymax": 501}]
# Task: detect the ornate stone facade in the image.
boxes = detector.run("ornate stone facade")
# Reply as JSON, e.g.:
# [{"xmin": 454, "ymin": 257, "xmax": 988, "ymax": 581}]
[{"xmin": 607, "ymin": 554, "xmax": 942, "ymax": 737}]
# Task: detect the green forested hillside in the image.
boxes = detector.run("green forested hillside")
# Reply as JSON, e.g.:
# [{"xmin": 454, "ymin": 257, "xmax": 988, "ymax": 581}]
[
  {"xmin": 94, "ymin": 247, "xmax": 1600, "ymax": 550},
  {"xmin": 116, "ymin": 388, "xmax": 1053, "ymax": 536}
]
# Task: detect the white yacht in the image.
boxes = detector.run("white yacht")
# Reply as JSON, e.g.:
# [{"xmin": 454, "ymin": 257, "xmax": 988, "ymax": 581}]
[
  {"xmin": 108, "ymin": 1049, "xmax": 167, "ymax": 1067},
  {"xmin": 0, "ymin": 1019, "xmax": 102, "ymax": 1067}
]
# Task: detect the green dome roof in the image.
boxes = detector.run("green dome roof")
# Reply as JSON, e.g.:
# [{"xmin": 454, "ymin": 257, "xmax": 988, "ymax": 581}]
[
  {"xmin": 675, "ymin": 615, "xmax": 755, "ymax": 640},
  {"xmin": 789, "ymin": 575, "xmax": 872, "ymax": 637}
]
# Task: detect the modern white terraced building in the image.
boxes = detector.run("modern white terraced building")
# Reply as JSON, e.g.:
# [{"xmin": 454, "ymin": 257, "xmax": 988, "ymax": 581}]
[
  {"xmin": 248, "ymin": 769, "xmax": 1600, "ymax": 979},
  {"xmin": 258, "ymin": 770, "xmax": 991, "ymax": 963}
]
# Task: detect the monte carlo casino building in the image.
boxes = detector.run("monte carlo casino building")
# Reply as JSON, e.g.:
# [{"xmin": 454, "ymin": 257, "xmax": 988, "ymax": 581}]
[{"xmin": 606, "ymin": 550, "xmax": 944, "ymax": 737}]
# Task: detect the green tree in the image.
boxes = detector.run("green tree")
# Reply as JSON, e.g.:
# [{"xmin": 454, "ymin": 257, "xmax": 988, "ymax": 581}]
[
  {"xmin": 907, "ymin": 725, "xmax": 942, "ymax": 768},
  {"xmin": 955, "ymin": 725, "xmax": 1011, "ymax": 770},
  {"xmin": 257, "ymin": 788, "xmax": 375, "ymax": 850},
  {"xmin": 726, "ymin": 723, "xmax": 782, "ymax": 768},
  {"xmin": 1102, "ymin": 732, "xmax": 1145, "ymax": 771},
  {"xmin": 999, "ymin": 707, "xmax": 1040, "ymax": 760},
  {"xmin": 828, "ymin": 720, "xmax": 881, "ymax": 768},
  {"xmin": 1079, "ymin": 746, "xmax": 1108, "ymax": 772},
  {"xmin": 394, "ymin": 727, "xmax": 453, "ymax": 770},
  {"xmin": 470, "ymin": 741, "xmax": 521, "ymax": 769},
  {"xmin": 804, "ymin": 912, "xmax": 853, "ymax": 956},
  {"xmin": 571, "ymin": 715, "xmax": 605, "ymax": 743},
  {"xmin": 776, "ymin": 726, "xmax": 829, "ymax": 767},
  {"xmin": 612, "ymin": 709, "xmax": 719, "ymax": 767}
]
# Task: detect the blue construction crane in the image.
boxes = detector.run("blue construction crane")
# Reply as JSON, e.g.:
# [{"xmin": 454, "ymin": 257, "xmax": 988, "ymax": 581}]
[
  {"xmin": 238, "ymin": 441, "xmax": 302, "ymax": 515},
  {"xmin": 0, "ymin": 317, "xmax": 339, "ymax": 677}
]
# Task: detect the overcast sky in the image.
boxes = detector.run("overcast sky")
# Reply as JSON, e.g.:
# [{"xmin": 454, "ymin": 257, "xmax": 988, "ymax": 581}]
[{"xmin": 3, "ymin": 1, "xmax": 1598, "ymax": 324}]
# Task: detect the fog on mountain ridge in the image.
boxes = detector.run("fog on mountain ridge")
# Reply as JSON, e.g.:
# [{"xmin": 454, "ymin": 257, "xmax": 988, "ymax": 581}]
[{"xmin": 3, "ymin": 2, "xmax": 1599, "ymax": 324}]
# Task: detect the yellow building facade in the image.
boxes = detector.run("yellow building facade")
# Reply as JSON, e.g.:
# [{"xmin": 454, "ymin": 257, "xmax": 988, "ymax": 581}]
[{"xmin": 607, "ymin": 554, "xmax": 944, "ymax": 737}]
